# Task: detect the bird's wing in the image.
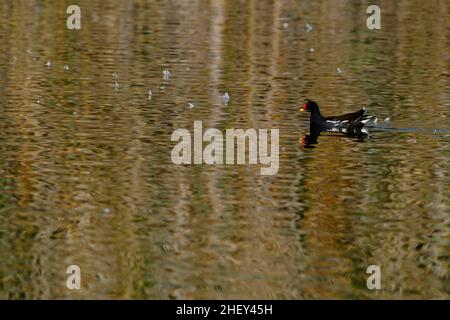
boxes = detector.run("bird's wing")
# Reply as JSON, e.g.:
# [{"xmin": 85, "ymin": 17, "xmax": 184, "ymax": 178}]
[{"xmin": 324, "ymin": 109, "xmax": 366, "ymax": 122}]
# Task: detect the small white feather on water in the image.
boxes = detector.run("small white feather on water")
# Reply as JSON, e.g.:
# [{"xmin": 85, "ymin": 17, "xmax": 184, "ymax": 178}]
[
  {"xmin": 223, "ymin": 92, "xmax": 230, "ymax": 105},
  {"xmin": 163, "ymin": 68, "xmax": 171, "ymax": 80}
]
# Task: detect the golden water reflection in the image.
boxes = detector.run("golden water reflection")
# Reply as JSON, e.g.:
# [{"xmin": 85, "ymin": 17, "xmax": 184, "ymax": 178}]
[{"xmin": 0, "ymin": 0, "xmax": 448, "ymax": 299}]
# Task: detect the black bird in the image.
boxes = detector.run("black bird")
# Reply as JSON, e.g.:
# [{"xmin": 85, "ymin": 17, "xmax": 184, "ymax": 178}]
[{"xmin": 300, "ymin": 100, "xmax": 377, "ymax": 134}]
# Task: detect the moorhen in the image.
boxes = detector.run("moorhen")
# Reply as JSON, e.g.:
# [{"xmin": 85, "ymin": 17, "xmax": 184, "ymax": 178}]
[{"xmin": 300, "ymin": 100, "xmax": 377, "ymax": 133}]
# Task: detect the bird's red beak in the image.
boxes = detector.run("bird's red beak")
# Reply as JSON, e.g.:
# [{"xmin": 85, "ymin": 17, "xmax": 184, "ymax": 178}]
[{"xmin": 300, "ymin": 102, "xmax": 307, "ymax": 112}]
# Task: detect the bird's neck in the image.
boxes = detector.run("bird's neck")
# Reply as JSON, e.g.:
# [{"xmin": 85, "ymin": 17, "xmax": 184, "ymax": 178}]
[{"xmin": 310, "ymin": 109, "xmax": 325, "ymax": 126}]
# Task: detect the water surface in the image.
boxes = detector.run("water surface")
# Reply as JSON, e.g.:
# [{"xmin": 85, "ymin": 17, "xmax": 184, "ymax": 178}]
[{"xmin": 0, "ymin": 0, "xmax": 448, "ymax": 299}]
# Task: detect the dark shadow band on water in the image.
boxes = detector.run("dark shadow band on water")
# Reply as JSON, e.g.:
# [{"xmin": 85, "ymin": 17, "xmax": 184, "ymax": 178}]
[
  {"xmin": 368, "ymin": 126, "xmax": 450, "ymax": 134},
  {"xmin": 302, "ymin": 125, "xmax": 450, "ymax": 147}
]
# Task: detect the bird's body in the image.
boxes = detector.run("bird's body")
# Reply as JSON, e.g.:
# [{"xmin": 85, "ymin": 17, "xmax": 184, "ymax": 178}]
[{"xmin": 302, "ymin": 100, "xmax": 377, "ymax": 133}]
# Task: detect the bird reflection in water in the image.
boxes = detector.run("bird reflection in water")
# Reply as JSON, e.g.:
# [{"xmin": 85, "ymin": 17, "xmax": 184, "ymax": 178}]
[{"xmin": 301, "ymin": 125, "xmax": 370, "ymax": 148}]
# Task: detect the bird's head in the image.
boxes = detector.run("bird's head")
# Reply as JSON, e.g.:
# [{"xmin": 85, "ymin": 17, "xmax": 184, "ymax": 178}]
[{"xmin": 300, "ymin": 100, "xmax": 319, "ymax": 112}]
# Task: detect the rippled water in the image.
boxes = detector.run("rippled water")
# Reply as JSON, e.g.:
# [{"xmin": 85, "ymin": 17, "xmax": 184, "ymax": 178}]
[{"xmin": 0, "ymin": 0, "xmax": 448, "ymax": 299}]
